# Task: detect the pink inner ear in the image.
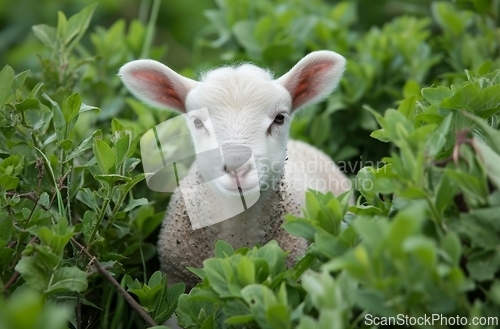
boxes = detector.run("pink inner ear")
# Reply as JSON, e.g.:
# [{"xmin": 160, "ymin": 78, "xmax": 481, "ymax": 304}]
[
  {"xmin": 290, "ymin": 61, "xmax": 334, "ymax": 110},
  {"xmin": 132, "ymin": 71, "xmax": 185, "ymax": 110}
]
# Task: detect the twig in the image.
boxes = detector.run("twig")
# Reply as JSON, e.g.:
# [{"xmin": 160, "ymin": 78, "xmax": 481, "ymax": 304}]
[
  {"xmin": 36, "ymin": 157, "xmax": 44, "ymax": 194},
  {"xmin": 4, "ymin": 271, "xmax": 20, "ymax": 292},
  {"xmin": 3, "ymin": 236, "xmax": 38, "ymax": 293},
  {"xmin": 70, "ymin": 238, "xmax": 157, "ymax": 327},
  {"xmin": 5, "ymin": 191, "xmax": 49, "ymax": 211}
]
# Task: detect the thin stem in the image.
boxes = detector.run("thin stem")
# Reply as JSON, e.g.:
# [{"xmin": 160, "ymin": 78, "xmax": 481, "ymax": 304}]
[
  {"xmin": 3, "ymin": 236, "xmax": 38, "ymax": 293},
  {"xmin": 140, "ymin": 0, "xmax": 161, "ymax": 59},
  {"xmin": 35, "ymin": 147, "xmax": 66, "ymax": 218},
  {"xmin": 88, "ymin": 186, "xmax": 114, "ymax": 245},
  {"xmin": 138, "ymin": 0, "xmax": 151, "ymax": 24},
  {"xmin": 71, "ymin": 238, "xmax": 157, "ymax": 327},
  {"xmin": 109, "ymin": 190, "xmax": 127, "ymax": 226},
  {"xmin": 139, "ymin": 245, "xmax": 147, "ymax": 283}
]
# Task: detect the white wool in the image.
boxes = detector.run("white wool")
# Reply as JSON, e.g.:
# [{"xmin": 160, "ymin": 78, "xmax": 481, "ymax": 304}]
[{"xmin": 119, "ymin": 51, "xmax": 350, "ymax": 287}]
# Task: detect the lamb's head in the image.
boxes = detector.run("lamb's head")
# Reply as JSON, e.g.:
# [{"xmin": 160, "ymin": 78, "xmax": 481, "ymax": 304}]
[{"xmin": 119, "ymin": 51, "xmax": 345, "ymax": 197}]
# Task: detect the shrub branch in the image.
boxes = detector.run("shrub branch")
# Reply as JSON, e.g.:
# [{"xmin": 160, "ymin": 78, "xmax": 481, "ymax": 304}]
[{"xmin": 70, "ymin": 238, "xmax": 157, "ymax": 327}]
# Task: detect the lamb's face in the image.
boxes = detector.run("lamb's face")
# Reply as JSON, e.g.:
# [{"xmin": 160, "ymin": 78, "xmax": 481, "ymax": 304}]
[
  {"xmin": 119, "ymin": 50, "xmax": 346, "ymax": 199},
  {"xmin": 185, "ymin": 65, "xmax": 292, "ymax": 195}
]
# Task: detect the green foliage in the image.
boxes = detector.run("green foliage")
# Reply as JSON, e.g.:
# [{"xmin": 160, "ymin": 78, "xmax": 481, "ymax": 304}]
[
  {"xmin": 2, "ymin": 0, "xmax": 500, "ymax": 328},
  {"xmin": 126, "ymin": 271, "xmax": 185, "ymax": 324},
  {"xmin": 175, "ymin": 81, "xmax": 500, "ymax": 326},
  {"xmin": 1, "ymin": 3, "xmax": 168, "ymax": 328},
  {"xmin": 198, "ymin": 0, "xmax": 500, "ymax": 165},
  {"xmin": 0, "ymin": 289, "xmax": 71, "ymax": 329}
]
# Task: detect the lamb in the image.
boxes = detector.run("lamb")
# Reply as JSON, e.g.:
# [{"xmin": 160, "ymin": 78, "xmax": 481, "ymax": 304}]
[{"xmin": 119, "ymin": 51, "xmax": 351, "ymax": 287}]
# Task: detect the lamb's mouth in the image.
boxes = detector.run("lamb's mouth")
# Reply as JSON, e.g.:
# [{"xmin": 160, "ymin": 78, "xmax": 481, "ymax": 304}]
[{"xmin": 218, "ymin": 179, "xmax": 259, "ymax": 195}]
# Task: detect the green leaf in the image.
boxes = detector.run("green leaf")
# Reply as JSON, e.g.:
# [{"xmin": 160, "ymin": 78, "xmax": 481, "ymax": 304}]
[
  {"xmin": 421, "ymin": 86, "xmax": 452, "ymax": 105},
  {"xmin": 466, "ymin": 250, "xmax": 500, "ymax": 282},
  {"xmin": 46, "ymin": 266, "xmax": 88, "ymax": 294},
  {"xmin": 440, "ymin": 83, "xmax": 480, "ymax": 111},
  {"xmin": 432, "ymin": 1, "xmax": 469, "ymax": 36},
  {"xmin": 282, "ymin": 216, "xmax": 317, "ymax": 241},
  {"xmin": 64, "ymin": 3, "xmax": 98, "ymax": 48},
  {"xmin": 266, "ymin": 304, "xmax": 291, "ymax": 329},
  {"xmin": 159, "ymin": 281, "xmax": 185, "ymax": 322},
  {"xmin": 370, "ymin": 129, "xmax": 390, "ymax": 142},
  {"xmin": 82, "ymin": 210, "xmax": 98, "ymax": 244},
  {"xmin": 215, "ymin": 240, "xmax": 234, "ymax": 258},
  {"xmin": 115, "ymin": 133, "xmax": 130, "ymax": 166},
  {"xmin": 434, "ymin": 174, "xmax": 456, "ymax": 217},
  {"xmin": 203, "ymin": 258, "xmax": 241, "ymax": 298},
  {"xmin": 253, "ymin": 241, "xmax": 286, "ymax": 278},
  {"xmin": 355, "ymin": 167, "xmax": 376, "ymax": 201},
  {"xmin": 15, "ymin": 257, "xmax": 50, "ymax": 291},
  {"xmin": 225, "ymin": 314, "xmax": 254, "ymax": 325},
  {"xmin": 15, "ymin": 98, "xmax": 41, "ymax": 111},
  {"xmin": 30, "ymin": 82, "xmax": 44, "ymax": 98},
  {"xmin": 453, "ymin": 209, "xmax": 500, "ymax": 249},
  {"xmin": 397, "ymin": 95, "xmax": 417, "ymax": 120},
  {"xmin": 43, "ymin": 93, "xmax": 65, "ymax": 142},
  {"xmin": 415, "ymin": 113, "xmax": 444, "ymax": 124},
  {"xmin": 310, "ymin": 114, "xmax": 330, "ymax": 145},
  {"xmin": 465, "ymin": 112, "xmax": 500, "ymax": 154},
  {"xmin": 0, "ymin": 174, "xmax": 19, "ymax": 190},
  {"xmin": 125, "ymin": 98, "xmax": 156, "ymax": 128},
  {"xmin": 425, "ymin": 114, "xmax": 452, "ymax": 159},
  {"xmin": 403, "ymin": 236, "xmax": 437, "ymax": 269},
  {"xmin": 79, "ymin": 103, "xmax": 100, "ymax": 114},
  {"xmin": 444, "ymin": 169, "xmax": 488, "ymax": 206},
  {"xmin": 62, "ymin": 93, "xmax": 82, "ymax": 123},
  {"xmin": 123, "ymin": 198, "xmax": 149, "ymax": 212},
  {"xmin": 93, "ymin": 139, "xmax": 116, "ymax": 174},
  {"xmin": 32, "ymin": 24, "xmax": 57, "ymax": 49},
  {"xmin": 441, "ymin": 232, "xmax": 462, "ymax": 265},
  {"xmin": 0, "ymin": 65, "xmax": 15, "ymax": 106},
  {"xmin": 241, "ymin": 284, "xmax": 279, "ymax": 329},
  {"xmin": 237, "ymin": 256, "xmax": 255, "ymax": 286},
  {"xmin": 65, "ymin": 130, "xmax": 102, "ymax": 163},
  {"xmin": 403, "ymin": 79, "xmax": 421, "ymax": 98},
  {"xmin": 364, "ymin": 105, "xmax": 386, "ymax": 128},
  {"xmin": 472, "ymin": 139, "xmax": 500, "ymax": 189},
  {"xmin": 476, "ymin": 84, "xmax": 500, "ymax": 113},
  {"xmin": 384, "ymin": 109, "xmax": 414, "ymax": 141},
  {"xmin": 35, "ymin": 219, "xmax": 74, "ymax": 255},
  {"xmin": 56, "ymin": 11, "xmax": 68, "ymax": 39},
  {"xmin": 233, "ymin": 21, "xmax": 261, "ymax": 57},
  {"xmin": 0, "ymin": 215, "xmax": 13, "ymax": 248}
]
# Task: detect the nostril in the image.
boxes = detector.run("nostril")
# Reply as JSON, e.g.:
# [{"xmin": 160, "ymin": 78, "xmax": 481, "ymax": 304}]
[{"xmin": 223, "ymin": 165, "xmax": 228, "ymax": 172}]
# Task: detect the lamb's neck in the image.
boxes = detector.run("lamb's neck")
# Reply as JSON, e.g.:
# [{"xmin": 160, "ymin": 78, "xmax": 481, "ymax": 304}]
[{"xmin": 204, "ymin": 185, "xmax": 284, "ymax": 248}]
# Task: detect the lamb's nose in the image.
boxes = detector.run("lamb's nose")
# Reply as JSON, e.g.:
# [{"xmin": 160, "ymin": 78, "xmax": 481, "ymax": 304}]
[{"xmin": 221, "ymin": 144, "xmax": 252, "ymax": 179}]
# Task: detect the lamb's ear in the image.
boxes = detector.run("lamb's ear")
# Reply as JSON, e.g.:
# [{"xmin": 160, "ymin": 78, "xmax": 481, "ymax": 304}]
[
  {"xmin": 118, "ymin": 59, "xmax": 198, "ymax": 112},
  {"xmin": 277, "ymin": 50, "xmax": 346, "ymax": 112}
]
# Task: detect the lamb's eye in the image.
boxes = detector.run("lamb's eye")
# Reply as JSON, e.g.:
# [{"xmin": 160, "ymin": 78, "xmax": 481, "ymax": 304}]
[
  {"xmin": 193, "ymin": 118, "xmax": 203, "ymax": 127},
  {"xmin": 273, "ymin": 114, "xmax": 285, "ymax": 125}
]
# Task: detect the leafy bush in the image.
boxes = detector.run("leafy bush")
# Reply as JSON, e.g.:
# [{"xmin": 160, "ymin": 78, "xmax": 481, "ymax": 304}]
[
  {"xmin": 1, "ymin": 1, "xmax": 500, "ymax": 329},
  {"xmin": 198, "ymin": 0, "xmax": 500, "ymax": 165},
  {"xmin": 172, "ymin": 69, "xmax": 500, "ymax": 329}
]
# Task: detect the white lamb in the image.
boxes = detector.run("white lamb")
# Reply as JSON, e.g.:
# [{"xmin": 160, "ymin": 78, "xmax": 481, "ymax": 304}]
[{"xmin": 119, "ymin": 51, "xmax": 351, "ymax": 287}]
